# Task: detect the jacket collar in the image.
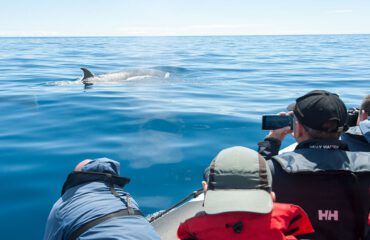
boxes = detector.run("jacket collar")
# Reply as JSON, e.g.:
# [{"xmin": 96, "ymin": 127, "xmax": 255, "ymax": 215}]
[{"xmin": 295, "ymin": 139, "xmax": 349, "ymax": 151}]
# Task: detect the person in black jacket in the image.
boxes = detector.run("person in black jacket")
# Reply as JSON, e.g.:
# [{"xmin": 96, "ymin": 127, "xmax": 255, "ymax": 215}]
[
  {"xmin": 341, "ymin": 94, "xmax": 370, "ymax": 151},
  {"xmin": 258, "ymin": 90, "xmax": 370, "ymax": 240}
]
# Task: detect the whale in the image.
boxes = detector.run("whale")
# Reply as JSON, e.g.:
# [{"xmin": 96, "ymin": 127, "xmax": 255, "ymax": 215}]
[{"xmin": 80, "ymin": 68, "xmax": 170, "ymax": 87}]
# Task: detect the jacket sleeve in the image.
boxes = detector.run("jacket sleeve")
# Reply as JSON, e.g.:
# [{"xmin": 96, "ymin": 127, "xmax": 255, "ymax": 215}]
[
  {"xmin": 177, "ymin": 222, "xmax": 196, "ymax": 240},
  {"xmin": 258, "ymin": 137, "xmax": 282, "ymax": 160},
  {"xmin": 286, "ymin": 205, "xmax": 315, "ymax": 240},
  {"xmin": 43, "ymin": 199, "xmax": 64, "ymax": 240}
]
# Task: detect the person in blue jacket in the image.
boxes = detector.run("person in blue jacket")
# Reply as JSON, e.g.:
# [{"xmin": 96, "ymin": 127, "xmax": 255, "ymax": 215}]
[
  {"xmin": 43, "ymin": 158, "xmax": 160, "ymax": 240},
  {"xmin": 341, "ymin": 94, "xmax": 370, "ymax": 151}
]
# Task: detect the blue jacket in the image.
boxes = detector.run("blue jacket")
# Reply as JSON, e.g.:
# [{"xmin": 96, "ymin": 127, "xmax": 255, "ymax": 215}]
[
  {"xmin": 43, "ymin": 158, "xmax": 160, "ymax": 240},
  {"xmin": 341, "ymin": 119, "xmax": 370, "ymax": 152}
]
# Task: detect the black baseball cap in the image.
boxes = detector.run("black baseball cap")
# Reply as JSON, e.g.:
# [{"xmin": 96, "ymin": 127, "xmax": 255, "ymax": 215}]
[{"xmin": 288, "ymin": 90, "xmax": 348, "ymax": 132}]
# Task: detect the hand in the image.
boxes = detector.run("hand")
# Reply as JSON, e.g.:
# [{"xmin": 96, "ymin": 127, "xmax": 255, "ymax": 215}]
[{"xmin": 265, "ymin": 112, "xmax": 293, "ymax": 142}]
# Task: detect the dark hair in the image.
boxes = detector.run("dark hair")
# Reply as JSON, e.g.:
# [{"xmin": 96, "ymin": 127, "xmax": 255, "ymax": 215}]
[{"xmin": 361, "ymin": 94, "xmax": 370, "ymax": 114}]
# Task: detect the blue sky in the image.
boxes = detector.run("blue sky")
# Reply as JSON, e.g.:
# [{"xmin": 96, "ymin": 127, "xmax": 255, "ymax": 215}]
[{"xmin": 1, "ymin": 0, "xmax": 369, "ymax": 36}]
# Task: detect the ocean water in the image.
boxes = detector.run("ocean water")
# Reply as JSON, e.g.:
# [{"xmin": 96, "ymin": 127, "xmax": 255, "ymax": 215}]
[{"xmin": 0, "ymin": 35, "xmax": 369, "ymax": 239}]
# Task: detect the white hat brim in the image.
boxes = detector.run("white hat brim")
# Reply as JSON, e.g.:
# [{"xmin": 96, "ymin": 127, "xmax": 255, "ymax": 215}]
[{"xmin": 204, "ymin": 189, "xmax": 273, "ymax": 215}]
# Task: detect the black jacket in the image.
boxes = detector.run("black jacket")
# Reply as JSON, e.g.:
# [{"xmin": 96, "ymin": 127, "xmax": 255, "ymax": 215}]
[{"xmin": 259, "ymin": 139, "xmax": 370, "ymax": 240}]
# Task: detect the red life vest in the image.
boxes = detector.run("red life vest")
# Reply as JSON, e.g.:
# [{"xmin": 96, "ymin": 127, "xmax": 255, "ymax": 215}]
[{"xmin": 177, "ymin": 203, "xmax": 314, "ymax": 240}]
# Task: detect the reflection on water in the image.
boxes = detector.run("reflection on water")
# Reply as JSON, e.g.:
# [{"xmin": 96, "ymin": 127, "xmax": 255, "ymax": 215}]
[{"xmin": 119, "ymin": 130, "xmax": 184, "ymax": 168}]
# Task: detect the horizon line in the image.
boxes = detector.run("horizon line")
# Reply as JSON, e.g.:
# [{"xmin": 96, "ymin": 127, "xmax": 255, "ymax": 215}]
[{"xmin": 1, "ymin": 33, "xmax": 370, "ymax": 38}]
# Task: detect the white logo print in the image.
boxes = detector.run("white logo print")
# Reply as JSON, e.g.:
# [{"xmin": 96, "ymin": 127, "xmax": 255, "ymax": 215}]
[{"xmin": 318, "ymin": 210, "xmax": 339, "ymax": 221}]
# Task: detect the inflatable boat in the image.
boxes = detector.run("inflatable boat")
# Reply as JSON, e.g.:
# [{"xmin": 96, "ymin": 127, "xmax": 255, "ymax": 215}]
[
  {"xmin": 150, "ymin": 143, "xmax": 297, "ymax": 239},
  {"xmin": 151, "ymin": 192, "xmax": 204, "ymax": 239}
]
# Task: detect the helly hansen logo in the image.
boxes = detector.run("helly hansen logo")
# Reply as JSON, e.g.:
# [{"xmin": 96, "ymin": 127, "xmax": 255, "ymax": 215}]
[{"xmin": 318, "ymin": 210, "xmax": 339, "ymax": 221}]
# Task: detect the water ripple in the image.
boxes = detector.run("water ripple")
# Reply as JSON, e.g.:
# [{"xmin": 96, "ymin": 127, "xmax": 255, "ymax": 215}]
[{"xmin": 1, "ymin": 35, "xmax": 370, "ymax": 239}]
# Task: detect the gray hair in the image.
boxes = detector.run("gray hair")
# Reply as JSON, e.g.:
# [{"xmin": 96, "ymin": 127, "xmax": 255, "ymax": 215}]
[
  {"xmin": 301, "ymin": 121, "xmax": 341, "ymax": 140},
  {"xmin": 361, "ymin": 94, "xmax": 370, "ymax": 114}
]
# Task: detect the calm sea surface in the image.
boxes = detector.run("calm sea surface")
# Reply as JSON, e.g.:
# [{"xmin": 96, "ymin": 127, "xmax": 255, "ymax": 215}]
[{"xmin": 0, "ymin": 35, "xmax": 369, "ymax": 239}]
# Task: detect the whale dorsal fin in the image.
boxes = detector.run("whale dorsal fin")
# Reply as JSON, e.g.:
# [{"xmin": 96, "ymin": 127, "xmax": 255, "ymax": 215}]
[{"xmin": 81, "ymin": 68, "xmax": 94, "ymax": 80}]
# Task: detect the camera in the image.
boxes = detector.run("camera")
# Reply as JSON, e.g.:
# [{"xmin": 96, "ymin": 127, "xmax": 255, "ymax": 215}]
[
  {"xmin": 347, "ymin": 108, "xmax": 359, "ymax": 127},
  {"xmin": 262, "ymin": 115, "xmax": 293, "ymax": 130}
]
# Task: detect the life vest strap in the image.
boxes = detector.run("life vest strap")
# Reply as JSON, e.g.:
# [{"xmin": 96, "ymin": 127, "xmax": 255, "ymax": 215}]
[
  {"xmin": 104, "ymin": 173, "xmax": 136, "ymax": 215},
  {"xmin": 67, "ymin": 208, "xmax": 143, "ymax": 240}
]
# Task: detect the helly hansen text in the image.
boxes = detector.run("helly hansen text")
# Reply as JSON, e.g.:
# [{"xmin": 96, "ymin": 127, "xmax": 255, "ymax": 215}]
[{"xmin": 318, "ymin": 210, "xmax": 339, "ymax": 221}]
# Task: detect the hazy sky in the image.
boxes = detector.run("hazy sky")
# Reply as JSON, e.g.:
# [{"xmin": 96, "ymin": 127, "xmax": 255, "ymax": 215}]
[{"xmin": 1, "ymin": 0, "xmax": 369, "ymax": 36}]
